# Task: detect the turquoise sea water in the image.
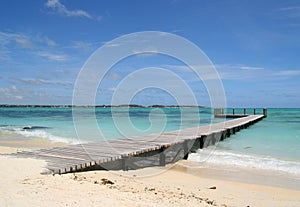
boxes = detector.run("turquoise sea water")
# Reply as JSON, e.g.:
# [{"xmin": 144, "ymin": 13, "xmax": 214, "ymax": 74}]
[
  {"xmin": 0, "ymin": 107, "xmax": 215, "ymax": 144},
  {"xmin": 189, "ymin": 108, "xmax": 300, "ymax": 176},
  {"xmin": 0, "ymin": 107, "xmax": 299, "ymax": 175}
]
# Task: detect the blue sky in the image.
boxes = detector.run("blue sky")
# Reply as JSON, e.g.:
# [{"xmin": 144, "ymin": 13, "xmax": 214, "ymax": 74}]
[{"xmin": 0, "ymin": 0, "xmax": 299, "ymax": 107}]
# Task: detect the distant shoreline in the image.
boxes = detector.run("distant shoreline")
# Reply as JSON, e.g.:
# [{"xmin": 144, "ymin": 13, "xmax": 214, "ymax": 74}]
[{"xmin": 0, "ymin": 104, "xmax": 206, "ymax": 108}]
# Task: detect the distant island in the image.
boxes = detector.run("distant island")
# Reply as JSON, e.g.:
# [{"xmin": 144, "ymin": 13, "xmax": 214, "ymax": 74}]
[{"xmin": 0, "ymin": 104, "xmax": 206, "ymax": 108}]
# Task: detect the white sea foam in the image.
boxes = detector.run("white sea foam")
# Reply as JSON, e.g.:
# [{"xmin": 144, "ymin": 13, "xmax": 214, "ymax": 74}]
[
  {"xmin": 189, "ymin": 148, "xmax": 300, "ymax": 175},
  {"xmin": 0, "ymin": 126, "xmax": 82, "ymax": 144},
  {"xmin": 16, "ymin": 130, "xmax": 77, "ymax": 143}
]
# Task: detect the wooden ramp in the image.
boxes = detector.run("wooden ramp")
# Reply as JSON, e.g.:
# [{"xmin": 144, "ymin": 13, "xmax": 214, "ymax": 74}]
[{"xmin": 15, "ymin": 114, "xmax": 265, "ymax": 174}]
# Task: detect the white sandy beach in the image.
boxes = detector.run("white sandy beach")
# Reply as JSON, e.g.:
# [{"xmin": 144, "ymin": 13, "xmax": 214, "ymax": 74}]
[{"xmin": 1, "ymin": 146, "xmax": 300, "ymax": 207}]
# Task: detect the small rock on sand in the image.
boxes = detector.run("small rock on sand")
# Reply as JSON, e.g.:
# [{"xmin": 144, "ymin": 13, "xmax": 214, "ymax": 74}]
[{"xmin": 101, "ymin": 178, "xmax": 114, "ymax": 185}]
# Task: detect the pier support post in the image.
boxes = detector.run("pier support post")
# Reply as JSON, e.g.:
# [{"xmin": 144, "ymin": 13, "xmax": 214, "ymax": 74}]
[
  {"xmin": 220, "ymin": 131, "xmax": 225, "ymax": 141},
  {"xmin": 159, "ymin": 147, "xmax": 166, "ymax": 166},
  {"xmin": 121, "ymin": 156, "xmax": 128, "ymax": 171},
  {"xmin": 200, "ymin": 136, "xmax": 204, "ymax": 149},
  {"xmin": 211, "ymin": 133, "xmax": 216, "ymax": 145},
  {"xmin": 244, "ymin": 108, "xmax": 246, "ymax": 115},
  {"xmin": 254, "ymin": 108, "xmax": 256, "ymax": 115},
  {"xmin": 226, "ymin": 128, "xmax": 231, "ymax": 138},
  {"xmin": 183, "ymin": 140, "xmax": 189, "ymax": 160},
  {"xmin": 263, "ymin": 108, "xmax": 267, "ymax": 117},
  {"xmin": 233, "ymin": 109, "xmax": 235, "ymax": 115}
]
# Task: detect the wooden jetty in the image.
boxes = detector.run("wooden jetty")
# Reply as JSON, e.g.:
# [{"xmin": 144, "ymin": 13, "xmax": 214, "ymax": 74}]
[
  {"xmin": 15, "ymin": 109, "xmax": 267, "ymax": 174},
  {"xmin": 214, "ymin": 108, "xmax": 267, "ymax": 118}
]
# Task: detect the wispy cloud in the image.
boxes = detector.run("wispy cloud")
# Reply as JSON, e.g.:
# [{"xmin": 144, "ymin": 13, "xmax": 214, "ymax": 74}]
[
  {"xmin": 132, "ymin": 49, "xmax": 160, "ymax": 58},
  {"xmin": 104, "ymin": 42, "xmax": 122, "ymax": 47},
  {"xmin": 105, "ymin": 72, "xmax": 122, "ymax": 81},
  {"xmin": 163, "ymin": 63, "xmax": 300, "ymax": 80},
  {"xmin": 163, "ymin": 64, "xmax": 265, "ymax": 80},
  {"xmin": 0, "ymin": 31, "xmax": 59, "ymax": 48},
  {"xmin": 14, "ymin": 36, "xmax": 34, "ymax": 48},
  {"xmin": 39, "ymin": 35, "xmax": 58, "ymax": 47},
  {"xmin": 274, "ymin": 70, "xmax": 300, "ymax": 76},
  {"xmin": 107, "ymin": 87, "xmax": 117, "ymax": 92},
  {"xmin": 71, "ymin": 41, "xmax": 92, "ymax": 52},
  {"xmin": 45, "ymin": 0, "xmax": 101, "ymax": 20},
  {"xmin": 11, "ymin": 77, "xmax": 73, "ymax": 86},
  {"xmin": 0, "ymin": 85, "xmax": 26, "ymax": 101},
  {"xmin": 216, "ymin": 64, "xmax": 300, "ymax": 80},
  {"xmin": 238, "ymin": 66, "xmax": 264, "ymax": 70},
  {"xmin": 214, "ymin": 64, "xmax": 265, "ymax": 80},
  {"xmin": 0, "ymin": 85, "xmax": 72, "ymax": 104},
  {"xmin": 0, "ymin": 31, "xmax": 33, "ymax": 61},
  {"xmin": 0, "ymin": 31, "xmax": 34, "ymax": 48},
  {"xmin": 37, "ymin": 51, "xmax": 67, "ymax": 61},
  {"xmin": 0, "ymin": 31, "xmax": 68, "ymax": 62},
  {"xmin": 278, "ymin": 6, "xmax": 300, "ymax": 18},
  {"xmin": 170, "ymin": 29, "xmax": 184, "ymax": 34},
  {"xmin": 0, "ymin": 45, "xmax": 10, "ymax": 61}
]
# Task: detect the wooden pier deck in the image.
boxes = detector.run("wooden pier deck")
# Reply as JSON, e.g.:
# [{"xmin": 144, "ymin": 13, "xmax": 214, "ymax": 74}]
[{"xmin": 15, "ymin": 114, "xmax": 265, "ymax": 174}]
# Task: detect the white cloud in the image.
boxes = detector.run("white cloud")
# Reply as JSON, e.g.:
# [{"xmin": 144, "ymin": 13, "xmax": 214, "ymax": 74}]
[
  {"xmin": 278, "ymin": 6, "xmax": 300, "ymax": 18},
  {"xmin": 37, "ymin": 51, "xmax": 67, "ymax": 61},
  {"xmin": 163, "ymin": 63, "xmax": 266, "ymax": 80},
  {"xmin": 0, "ymin": 32, "xmax": 59, "ymax": 49},
  {"xmin": 105, "ymin": 43, "xmax": 121, "ymax": 47},
  {"xmin": 105, "ymin": 72, "xmax": 122, "ymax": 81},
  {"xmin": 0, "ymin": 85, "xmax": 25, "ymax": 101},
  {"xmin": 11, "ymin": 78, "xmax": 73, "ymax": 86},
  {"xmin": 215, "ymin": 64, "xmax": 300, "ymax": 79},
  {"xmin": 132, "ymin": 49, "xmax": 159, "ymax": 57},
  {"xmin": 0, "ymin": 45, "xmax": 10, "ymax": 61},
  {"xmin": 215, "ymin": 64, "xmax": 265, "ymax": 71},
  {"xmin": 163, "ymin": 63, "xmax": 300, "ymax": 81},
  {"xmin": 274, "ymin": 70, "xmax": 300, "ymax": 76},
  {"xmin": 0, "ymin": 31, "xmax": 34, "ymax": 48},
  {"xmin": 45, "ymin": 0, "xmax": 101, "ymax": 20},
  {"xmin": 40, "ymin": 36, "xmax": 58, "ymax": 47},
  {"xmin": 214, "ymin": 64, "xmax": 266, "ymax": 80},
  {"xmin": 14, "ymin": 36, "xmax": 34, "ymax": 48},
  {"xmin": 15, "ymin": 95, "xmax": 23, "ymax": 100},
  {"xmin": 0, "ymin": 31, "xmax": 70, "ymax": 63},
  {"xmin": 0, "ymin": 85, "xmax": 72, "ymax": 104},
  {"xmin": 239, "ymin": 66, "xmax": 264, "ymax": 70},
  {"xmin": 162, "ymin": 64, "xmax": 192, "ymax": 71},
  {"xmin": 108, "ymin": 87, "xmax": 117, "ymax": 92},
  {"xmin": 72, "ymin": 41, "xmax": 92, "ymax": 52}
]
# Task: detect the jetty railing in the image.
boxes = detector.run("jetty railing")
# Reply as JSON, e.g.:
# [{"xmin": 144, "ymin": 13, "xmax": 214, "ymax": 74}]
[{"xmin": 214, "ymin": 108, "xmax": 267, "ymax": 118}]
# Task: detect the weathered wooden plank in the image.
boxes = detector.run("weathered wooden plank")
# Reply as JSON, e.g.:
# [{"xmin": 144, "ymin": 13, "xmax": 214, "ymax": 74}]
[
  {"xmin": 38, "ymin": 145, "xmax": 124, "ymax": 156},
  {"xmin": 33, "ymin": 150, "xmax": 121, "ymax": 162}
]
